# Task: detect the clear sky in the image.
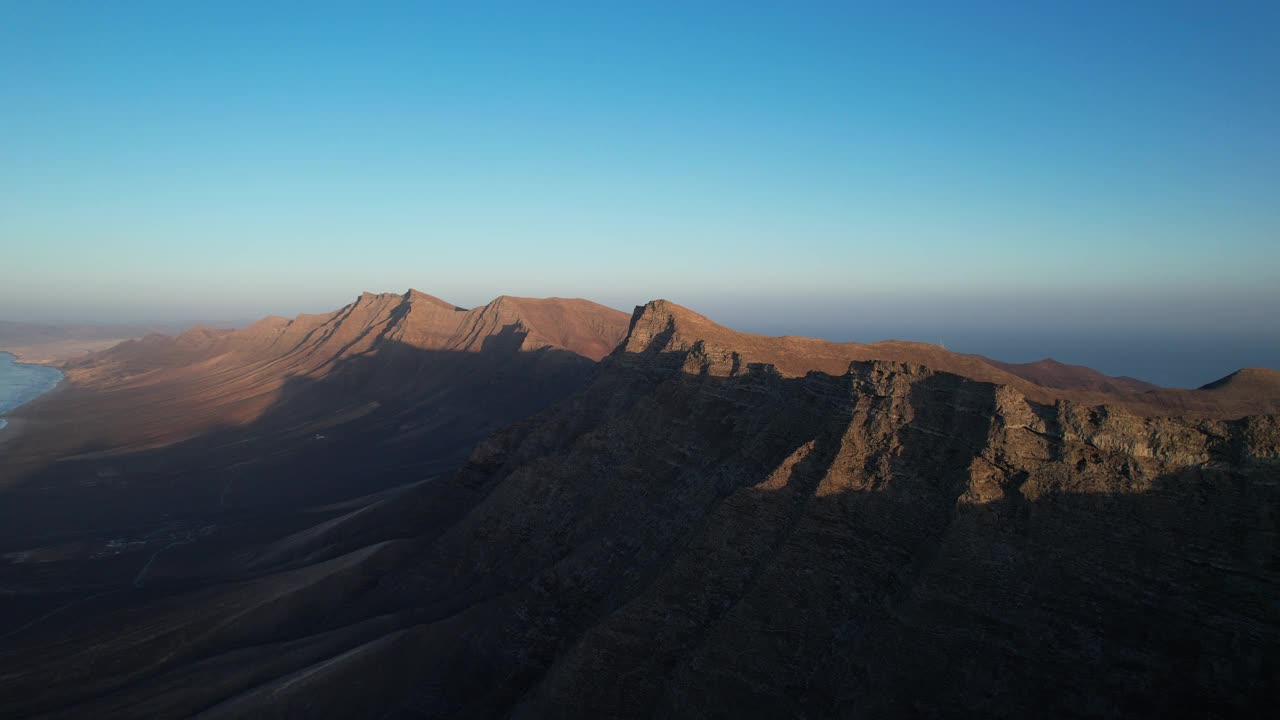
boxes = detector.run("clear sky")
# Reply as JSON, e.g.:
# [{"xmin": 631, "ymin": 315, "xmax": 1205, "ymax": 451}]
[{"xmin": 2, "ymin": 2, "xmax": 1277, "ymax": 385}]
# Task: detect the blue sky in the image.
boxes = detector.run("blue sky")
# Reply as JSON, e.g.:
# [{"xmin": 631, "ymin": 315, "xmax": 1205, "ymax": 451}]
[{"xmin": 1, "ymin": 2, "xmax": 1277, "ymax": 384}]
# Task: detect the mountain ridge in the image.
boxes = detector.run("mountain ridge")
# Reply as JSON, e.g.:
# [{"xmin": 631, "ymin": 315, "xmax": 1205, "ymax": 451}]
[
  {"xmin": 144, "ymin": 297, "xmax": 1274, "ymax": 716},
  {"xmin": 0, "ymin": 291, "xmax": 631, "ymax": 549},
  {"xmin": 1, "ymin": 294, "xmax": 1277, "ymax": 718},
  {"xmin": 69, "ymin": 290, "xmax": 629, "ymax": 384},
  {"xmin": 620, "ymin": 299, "xmax": 1280, "ymax": 418}
]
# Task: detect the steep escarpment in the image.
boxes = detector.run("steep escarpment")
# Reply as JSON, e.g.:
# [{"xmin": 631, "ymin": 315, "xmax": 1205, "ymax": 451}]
[{"xmin": 2, "ymin": 300, "xmax": 1276, "ymax": 718}]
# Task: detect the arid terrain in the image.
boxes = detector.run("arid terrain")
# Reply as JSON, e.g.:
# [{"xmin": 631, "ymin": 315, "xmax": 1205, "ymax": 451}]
[
  {"xmin": 0, "ymin": 294, "xmax": 1277, "ymax": 718},
  {"xmin": 0, "ymin": 321, "xmax": 167, "ymax": 366},
  {"xmin": 7, "ymin": 0, "xmax": 1277, "ymax": 715}
]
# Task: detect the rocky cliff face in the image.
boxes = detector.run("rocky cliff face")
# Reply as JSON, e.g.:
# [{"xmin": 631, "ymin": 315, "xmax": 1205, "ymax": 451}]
[
  {"xmin": 2, "ymin": 300, "xmax": 1276, "ymax": 718},
  {"xmin": 300, "ymin": 302, "xmax": 1270, "ymax": 718}
]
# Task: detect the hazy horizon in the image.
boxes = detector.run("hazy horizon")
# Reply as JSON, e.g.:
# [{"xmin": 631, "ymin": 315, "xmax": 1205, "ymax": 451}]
[
  {"xmin": 3, "ymin": 2, "xmax": 1277, "ymax": 387},
  {"xmin": 3, "ymin": 283, "xmax": 1277, "ymax": 389}
]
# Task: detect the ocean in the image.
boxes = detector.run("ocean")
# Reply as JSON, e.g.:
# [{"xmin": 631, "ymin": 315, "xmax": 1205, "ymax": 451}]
[{"xmin": 0, "ymin": 352, "xmax": 63, "ymax": 431}]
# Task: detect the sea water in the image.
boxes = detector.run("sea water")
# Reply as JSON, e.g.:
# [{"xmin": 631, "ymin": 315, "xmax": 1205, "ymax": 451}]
[{"xmin": 0, "ymin": 352, "xmax": 63, "ymax": 431}]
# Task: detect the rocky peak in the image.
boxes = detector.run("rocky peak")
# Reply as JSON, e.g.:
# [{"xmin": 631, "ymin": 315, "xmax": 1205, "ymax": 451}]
[{"xmin": 403, "ymin": 288, "xmax": 462, "ymax": 310}]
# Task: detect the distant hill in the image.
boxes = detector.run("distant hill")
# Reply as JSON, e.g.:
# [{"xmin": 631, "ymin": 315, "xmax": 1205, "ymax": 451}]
[{"xmin": 980, "ymin": 356, "xmax": 1161, "ymax": 394}]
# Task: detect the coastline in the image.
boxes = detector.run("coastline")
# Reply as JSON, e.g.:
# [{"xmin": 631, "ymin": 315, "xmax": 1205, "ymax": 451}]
[
  {"xmin": 0, "ymin": 352, "xmax": 65, "ymax": 437},
  {"xmin": 0, "ymin": 337, "xmax": 125, "ymax": 367},
  {"xmin": 0, "ymin": 347, "xmax": 45, "ymax": 365}
]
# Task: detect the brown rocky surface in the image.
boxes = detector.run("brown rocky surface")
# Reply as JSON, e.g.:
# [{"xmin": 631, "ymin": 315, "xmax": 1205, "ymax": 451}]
[{"xmin": 1, "ymin": 299, "xmax": 1276, "ymax": 718}]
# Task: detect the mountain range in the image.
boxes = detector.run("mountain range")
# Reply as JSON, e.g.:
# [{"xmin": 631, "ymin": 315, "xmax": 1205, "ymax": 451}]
[{"xmin": 0, "ymin": 291, "xmax": 1277, "ymax": 718}]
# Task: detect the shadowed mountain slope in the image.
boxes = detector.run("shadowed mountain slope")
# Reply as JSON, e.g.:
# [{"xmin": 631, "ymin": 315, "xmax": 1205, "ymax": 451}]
[
  {"xmin": 0, "ymin": 292, "xmax": 629, "ymax": 701},
  {"xmin": 3, "ymin": 299, "xmax": 1275, "ymax": 718}
]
